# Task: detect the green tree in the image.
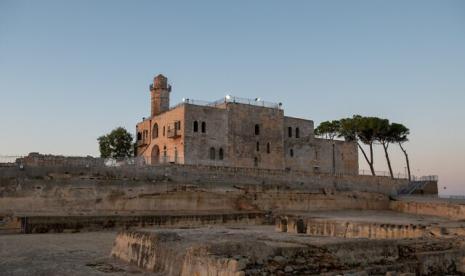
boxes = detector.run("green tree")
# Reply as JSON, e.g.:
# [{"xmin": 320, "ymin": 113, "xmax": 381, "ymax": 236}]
[
  {"xmin": 315, "ymin": 120, "xmax": 341, "ymax": 174},
  {"xmin": 314, "ymin": 120, "xmax": 341, "ymax": 139},
  {"xmin": 98, "ymin": 127, "xmax": 134, "ymax": 159},
  {"xmin": 338, "ymin": 115, "xmax": 381, "ymax": 176},
  {"xmin": 375, "ymin": 119, "xmax": 395, "ymax": 178},
  {"xmin": 390, "ymin": 123, "xmax": 411, "ymax": 181}
]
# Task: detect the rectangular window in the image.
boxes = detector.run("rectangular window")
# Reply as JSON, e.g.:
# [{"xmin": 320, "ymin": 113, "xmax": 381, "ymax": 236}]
[{"xmin": 288, "ymin": 127, "xmax": 292, "ymax": 138}]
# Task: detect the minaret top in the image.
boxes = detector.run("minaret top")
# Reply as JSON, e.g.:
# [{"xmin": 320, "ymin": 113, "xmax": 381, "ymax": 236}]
[{"xmin": 152, "ymin": 74, "xmax": 171, "ymax": 91}]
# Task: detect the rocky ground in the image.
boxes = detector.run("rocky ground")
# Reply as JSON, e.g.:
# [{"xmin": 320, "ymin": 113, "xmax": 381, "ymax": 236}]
[
  {"xmin": 0, "ymin": 231, "xmax": 150, "ymax": 276},
  {"xmin": 111, "ymin": 225, "xmax": 465, "ymax": 275}
]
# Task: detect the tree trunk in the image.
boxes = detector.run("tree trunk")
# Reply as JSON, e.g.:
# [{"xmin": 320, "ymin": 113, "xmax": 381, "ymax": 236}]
[
  {"xmin": 332, "ymin": 142, "xmax": 336, "ymax": 175},
  {"xmin": 382, "ymin": 142, "xmax": 394, "ymax": 178},
  {"xmin": 358, "ymin": 142, "xmax": 375, "ymax": 176},
  {"xmin": 399, "ymin": 143, "xmax": 411, "ymax": 181}
]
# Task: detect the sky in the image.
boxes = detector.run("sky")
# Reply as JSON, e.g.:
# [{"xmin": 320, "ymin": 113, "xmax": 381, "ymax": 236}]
[{"xmin": 0, "ymin": 1, "xmax": 464, "ymax": 195}]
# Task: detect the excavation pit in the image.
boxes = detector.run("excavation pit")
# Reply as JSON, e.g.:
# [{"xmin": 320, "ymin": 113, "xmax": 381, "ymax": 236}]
[
  {"xmin": 276, "ymin": 210, "xmax": 465, "ymax": 240},
  {"xmin": 111, "ymin": 225, "xmax": 465, "ymax": 275}
]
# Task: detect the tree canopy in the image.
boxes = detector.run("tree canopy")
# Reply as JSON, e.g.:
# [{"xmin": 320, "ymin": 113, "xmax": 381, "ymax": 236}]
[
  {"xmin": 315, "ymin": 116, "xmax": 411, "ymax": 178},
  {"xmin": 314, "ymin": 120, "xmax": 340, "ymax": 139},
  {"xmin": 98, "ymin": 127, "xmax": 134, "ymax": 159}
]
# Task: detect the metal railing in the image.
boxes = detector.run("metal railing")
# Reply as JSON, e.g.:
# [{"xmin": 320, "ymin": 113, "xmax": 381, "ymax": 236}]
[
  {"xmin": 358, "ymin": 169, "xmax": 409, "ymax": 179},
  {"xmin": 358, "ymin": 169, "xmax": 438, "ymax": 181},
  {"xmin": 169, "ymin": 95, "xmax": 282, "ymax": 110}
]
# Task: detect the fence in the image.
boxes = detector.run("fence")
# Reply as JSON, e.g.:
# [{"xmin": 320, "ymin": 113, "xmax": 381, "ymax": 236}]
[
  {"xmin": 358, "ymin": 169, "xmax": 409, "ymax": 179},
  {"xmin": 169, "ymin": 95, "xmax": 282, "ymax": 110}
]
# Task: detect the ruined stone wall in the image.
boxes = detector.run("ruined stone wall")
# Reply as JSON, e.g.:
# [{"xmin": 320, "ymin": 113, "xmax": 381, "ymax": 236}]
[
  {"xmin": 390, "ymin": 198, "xmax": 465, "ymax": 220},
  {"xmin": 17, "ymin": 153, "xmax": 103, "ymax": 167},
  {"xmin": 183, "ymin": 104, "xmax": 229, "ymax": 166}
]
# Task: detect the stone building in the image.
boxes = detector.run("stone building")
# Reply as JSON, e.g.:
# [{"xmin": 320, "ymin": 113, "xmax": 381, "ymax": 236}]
[{"xmin": 136, "ymin": 74, "xmax": 358, "ymax": 174}]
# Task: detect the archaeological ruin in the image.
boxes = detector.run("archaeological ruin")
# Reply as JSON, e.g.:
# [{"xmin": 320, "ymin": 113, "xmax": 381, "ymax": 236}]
[{"xmin": 0, "ymin": 75, "xmax": 463, "ymax": 276}]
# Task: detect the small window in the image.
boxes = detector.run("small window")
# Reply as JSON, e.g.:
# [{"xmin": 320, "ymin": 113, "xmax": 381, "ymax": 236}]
[
  {"xmin": 295, "ymin": 127, "xmax": 300, "ymax": 138},
  {"xmin": 290, "ymin": 149, "xmax": 294, "ymax": 157},
  {"xmin": 266, "ymin": 142, "xmax": 271, "ymax": 154},
  {"xmin": 256, "ymin": 141, "xmax": 260, "ymax": 152},
  {"xmin": 201, "ymin": 122, "xmax": 206, "ymax": 133},
  {"xmin": 288, "ymin": 127, "xmax": 292, "ymax": 138},
  {"xmin": 219, "ymin": 148, "xmax": 224, "ymax": 160},
  {"xmin": 254, "ymin": 157, "xmax": 258, "ymax": 167},
  {"xmin": 137, "ymin": 132, "xmax": 142, "ymax": 141},
  {"xmin": 163, "ymin": 126, "xmax": 165, "ymax": 136},
  {"xmin": 152, "ymin": 123, "xmax": 159, "ymax": 139},
  {"xmin": 175, "ymin": 121, "xmax": 181, "ymax": 130},
  {"xmin": 255, "ymin": 124, "xmax": 260, "ymax": 135},
  {"xmin": 163, "ymin": 145, "xmax": 167, "ymax": 157},
  {"xmin": 193, "ymin": 121, "xmax": 198, "ymax": 132},
  {"xmin": 209, "ymin": 147, "xmax": 215, "ymax": 160}
]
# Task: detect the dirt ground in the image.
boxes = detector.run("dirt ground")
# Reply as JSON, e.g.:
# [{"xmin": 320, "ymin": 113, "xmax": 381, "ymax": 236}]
[{"xmin": 0, "ymin": 231, "xmax": 151, "ymax": 276}]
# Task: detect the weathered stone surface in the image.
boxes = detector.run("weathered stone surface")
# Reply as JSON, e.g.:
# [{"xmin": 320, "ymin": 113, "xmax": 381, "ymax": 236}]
[
  {"xmin": 111, "ymin": 225, "xmax": 465, "ymax": 276},
  {"xmin": 391, "ymin": 196, "xmax": 465, "ymax": 220}
]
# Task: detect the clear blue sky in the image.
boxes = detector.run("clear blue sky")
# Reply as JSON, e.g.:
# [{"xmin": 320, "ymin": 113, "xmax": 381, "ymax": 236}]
[{"xmin": 1, "ymin": 1, "xmax": 464, "ymax": 195}]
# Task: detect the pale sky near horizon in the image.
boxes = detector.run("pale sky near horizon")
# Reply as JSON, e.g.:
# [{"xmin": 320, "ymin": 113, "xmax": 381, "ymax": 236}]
[{"xmin": 1, "ymin": 1, "xmax": 464, "ymax": 195}]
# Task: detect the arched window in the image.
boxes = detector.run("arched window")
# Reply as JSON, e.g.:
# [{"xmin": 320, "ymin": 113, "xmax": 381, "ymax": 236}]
[
  {"xmin": 266, "ymin": 142, "xmax": 271, "ymax": 154},
  {"xmin": 201, "ymin": 122, "xmax": 206, "ymax": 133},
  {"xmin": 256, "ymin": 141, "xmax": 260, "ymax": 152},
  {"xmin": 163, "ymin": 145, "xmax": 167, "ymax": 157},
  {"xmin": 219, "ymin": 148, "xmax": 224, "ymax": 160},
  {"xmin": 290, "ymin": 149, "xmax": 294, "ymax": 157},
  {"xmin": 295, "ymin": 127, "xmax": 300, "ymax": 138},
  {"xmin": 152, "ymin": 123, "xmax": 159, "ymax": 139},
  {"xmin": 255, "ymin": 124, "xmax": 260, "ymax": 135},
  {"xmin": 209, "ymin": 147, "xmax": 215, "ymax": 160},
  {"xmin": 288, "ymin": 127, "xmax": 292, "ymax": 138},
  {"xmin": 193, "ymin": 121, "xmax": 199, "ymax": 132},
  {"xmin": 137, "ymin": 132, "xmax": 142, "ymax": 141}
]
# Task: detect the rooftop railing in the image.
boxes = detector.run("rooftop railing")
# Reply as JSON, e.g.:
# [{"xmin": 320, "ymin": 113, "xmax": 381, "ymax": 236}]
[{"xmin": 169, "ymin": 95, "xmax": 282, "ymax": 110}]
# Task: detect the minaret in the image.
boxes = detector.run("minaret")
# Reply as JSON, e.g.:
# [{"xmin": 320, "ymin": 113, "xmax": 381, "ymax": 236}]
[{"xmin": 150, "ymin": 74, "xmax": 171, "ymax": 117}]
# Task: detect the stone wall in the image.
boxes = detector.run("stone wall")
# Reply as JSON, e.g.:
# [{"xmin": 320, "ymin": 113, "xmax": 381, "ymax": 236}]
[
  {"xmin": 0, "ymin": 163, "xmax": 405, "ymax": 217},
  {"xmin": 136, "ymin": 104, "xmax": 186, "ymax": 163},
  {"xmin": 183, "ymin": 104, "xmax": 229, "ymax": 166},
  {"xmin": 313, "ymin": 138, "xmax": 359, "ymax": 175},
  {"xmin": 390, "ymin": 198, "xmax": 465, "ymax": 220},
  {"xmin": 227, "ymin": 103, "xmax": 285, "ymax": 170},
  {"xmin": 17, "ymin": 152, "xmax": 103, "ymax": 167}
]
